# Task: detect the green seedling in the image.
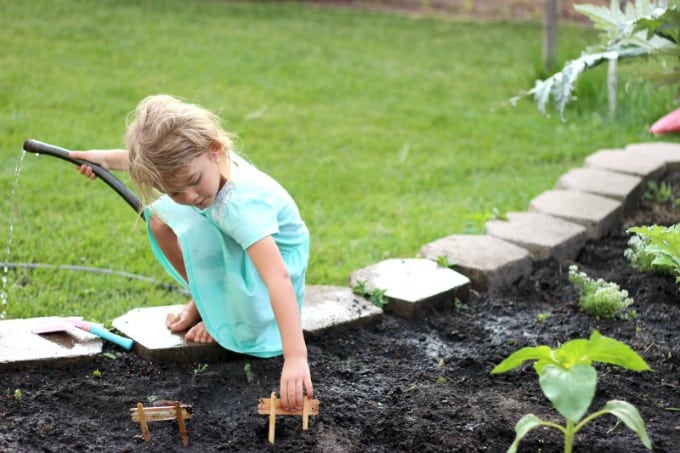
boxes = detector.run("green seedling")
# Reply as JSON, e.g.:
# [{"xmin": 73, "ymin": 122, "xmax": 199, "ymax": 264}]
[
  {"xmin": 193, "ymin": 363, "xmax": 209, "ymax": 376},
  {"xmin": 436, "ymin": 255, "xmax": 450, "ymax": 268},
  {"xmin": 568, "ymin": 265, "xmax": 635, "ymax": 320},
  {"xmin": 537, "ymin": 312, "xmax": 550, "ymax": 322},
  {"xmin": 13, "ymin": 389, "xmax": 22, "ymax": 401},
  {"xmin": 92, "ymin": 369, "xmax": 102, "ymax": 379},
  {"xmin": 492, "ymin": 330, "xmax": 652, "ymax": 453},
  {"xmin": 643, "ymin": 180, "xmax": 674, "ymax": 204},
  {"xmin": 464, "ymin": 207, "xmax": 508, "ymax": 234},
  {"xmin": 244, "ymin": 363, "xmax": 256, "ymax": 384},
  {"xmin": 352, "ymin": 280, "xmax": 388, "ymax": 308}
]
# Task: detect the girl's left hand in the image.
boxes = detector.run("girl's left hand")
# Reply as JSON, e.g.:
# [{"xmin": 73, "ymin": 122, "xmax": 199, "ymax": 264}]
[{"xmin": 280, "ymin": 355, "xmax": 313, "ymax": 411}]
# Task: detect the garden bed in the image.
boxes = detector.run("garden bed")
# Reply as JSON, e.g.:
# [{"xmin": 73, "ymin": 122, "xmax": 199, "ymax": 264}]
[{"xmin": 1, "ymin": 172, "xmax": 679, "ymax": 452}]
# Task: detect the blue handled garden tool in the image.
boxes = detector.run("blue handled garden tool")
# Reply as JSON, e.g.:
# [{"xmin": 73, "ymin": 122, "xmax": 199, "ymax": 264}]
[{"xmin": 32, "ymin": 316, "xmax": 134, "ymax": 351}]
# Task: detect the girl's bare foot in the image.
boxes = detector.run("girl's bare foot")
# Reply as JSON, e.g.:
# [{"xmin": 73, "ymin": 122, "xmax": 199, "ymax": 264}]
[
  {"xmin": 166, "ymin": 301, "xmax": 216, "ymax": 343},
  {"xmin": 184, "ymin": 321, "xmax": 216, "ymax": 343},
  {"xmin": 166, "ymin": 300, "xmax": 201, "ymax": 332}
]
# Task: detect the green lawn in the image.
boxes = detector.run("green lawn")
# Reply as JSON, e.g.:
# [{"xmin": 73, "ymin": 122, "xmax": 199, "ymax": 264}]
[{"xmin": 1, "ymin": 0, "xmax": 677, "ymax": 322}]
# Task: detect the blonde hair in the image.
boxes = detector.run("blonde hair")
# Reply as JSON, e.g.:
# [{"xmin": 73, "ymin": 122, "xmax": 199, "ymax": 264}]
[{"xmin": 125, "ymin": 94, "xmax": 234, "ymax": 204}]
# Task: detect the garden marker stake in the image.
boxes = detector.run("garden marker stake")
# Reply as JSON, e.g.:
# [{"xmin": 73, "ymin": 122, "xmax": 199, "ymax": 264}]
[
  {"xmin": 22, "ymin": 139, "xmax": 144, "ymax": 217},
  {"xmin": 257, "ymin": 392, "xmax": 320, "ymax": 444},
  {"xmin": 130, "ymin": 401, "xmax": 193, "ymax": 447}
]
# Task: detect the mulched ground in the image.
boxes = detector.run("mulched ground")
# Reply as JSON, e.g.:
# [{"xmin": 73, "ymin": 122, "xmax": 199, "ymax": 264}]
[{"xmin": 1, "ymin": 172, "xmax": 679, "ymax": 452}]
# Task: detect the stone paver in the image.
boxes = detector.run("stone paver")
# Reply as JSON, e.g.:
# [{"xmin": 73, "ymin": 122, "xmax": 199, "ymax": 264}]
[
  {"xmin": 585, "ymin": 148, "xmax": 666, "ymax": 180},
  {"xmin": 0, "ymin": 317, "xmax": 102, "ymax": 370},
  {"xmin": 555, "ymin": 167, "xmax": 643, "ymax": 214},
  {"xmin": 485, "ymin": 212, "xmax": 588, "ymax": 261},
  {"xmin": 348, "ymin": 258, "xmax": 470, "ymax": 318},
  {"xmin": 625, "ymin": 142, "xmax": 680, "ymax": 171},
  {"xmin": 303, "ymin": 285, "xmax": 383, "ymax": 335},
  {"xmin": 529, "ymin": 189, "xmax": 622, "ymax": 239},
  {"xmin": 418, "ymin": 235, "xmax": 531, "ymax": 292},
  {"xmin": 112, "ymin": 305, "xmax": 235, "ymax": 363}
]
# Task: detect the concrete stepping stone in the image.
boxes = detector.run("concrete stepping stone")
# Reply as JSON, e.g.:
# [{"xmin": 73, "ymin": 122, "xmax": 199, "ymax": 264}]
[
  {"xmin": 555, "ymin": 167, "xmax": 643, "ymax": 214},
  {"xmin": 0, "ymin": 317, "xmax": 102, "ymax": 370},
  {"xmin": 625, "ymin": 142, "xmax": 680, "ymax": 171},
  {"xmin": 418, "ymin": 236, "xmax": 530, "ymax": 292},
  {"xmin": 302, "ymin": 285, "xmax": 382, "ymax": 335},
  {"xmin": 529, "ymin": 189, "xmax": 622, "ymax": 239},
  {"xmin": 348, "ymin": 258, "xmax": 470, "ymax": 318},
  {"xmin": 585, "ymin": 148, "xmax": 666, "ymax": 180},
  {"xmin": 112, "ymin": 305, "xmax": 236, "ymax": 363},
  {"xmin": 485, "ymin": 212, "xmax": 588, "ymax": 261}
]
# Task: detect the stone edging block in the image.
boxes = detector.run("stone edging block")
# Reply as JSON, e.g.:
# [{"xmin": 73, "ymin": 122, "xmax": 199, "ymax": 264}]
[
  {"xmin": 529, "ymin": 189, "xmax": 622, "ymax": 239},
  {"xmin": 485, "ymin": 212, "xmax": 588, "ymax": 261},
  {"xmin": 585, "ymin": 148, "xmax": 666, "ymax": 180},
  {"xmin": 348, "ymin": 258, "xmax": 470, "ymax": 318},
  {"xmin": 418, "ymin": 235, "xmax": 531, "ymax": 292},
  {"xmin": 302, "ymin": 285, "xmax": 383, "ymax": 335},
  {"xmin": 555, "ymin": 167, "xmax": 643, "ymax": 215}
]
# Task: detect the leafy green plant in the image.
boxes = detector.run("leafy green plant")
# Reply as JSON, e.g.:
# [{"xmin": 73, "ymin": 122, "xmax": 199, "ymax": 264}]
[
  {"xmin": 510, "ymin": 0, "xmax": 677, "ymax": 118},
  {"xmin": 643, "ymin": 180, "xmax": 675, "ymax": 204},
  {"xmin": 91, "ymin": 369, "xmax": 102, "ymax": 379},
  {"xmin": 626, "ymin": 224, "xmax": 680, "ymax": 281},
  {"xmin": 352, "ymin": 280, "xmax": 389, "ymax": 308},
  {"xmin": 492, "ymin": 330, "xmax": 652, "ymax": 453},
  {"xmin": 568, "ymin": 265, "xmax": 635, "ymax": 320}
]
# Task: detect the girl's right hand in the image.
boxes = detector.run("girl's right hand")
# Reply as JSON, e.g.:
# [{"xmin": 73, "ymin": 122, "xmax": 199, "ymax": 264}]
[{"xmin": 69, "ymin": 149, "xmax": 128, "ymax": 180}]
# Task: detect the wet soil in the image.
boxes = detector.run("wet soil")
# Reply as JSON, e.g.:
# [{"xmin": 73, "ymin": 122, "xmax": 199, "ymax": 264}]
[{"xmin": 2, "ymin": 172, "xmax": 680, "ymax": 453}]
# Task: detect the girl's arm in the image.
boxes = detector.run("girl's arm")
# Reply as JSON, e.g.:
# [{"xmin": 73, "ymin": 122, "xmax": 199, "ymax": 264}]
[
  {"xmin": 69, "ymin": 149, "xmax": 129, "ymax": 180},
  {"xmin": 247, "ymin": 236, "xmax": 313, "ymax": 411}
]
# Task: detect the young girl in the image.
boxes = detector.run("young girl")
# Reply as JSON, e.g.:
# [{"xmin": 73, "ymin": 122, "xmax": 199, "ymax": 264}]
[{"xmin": 71, "ymin": 94, "xmax": 313, "ymax": 410}]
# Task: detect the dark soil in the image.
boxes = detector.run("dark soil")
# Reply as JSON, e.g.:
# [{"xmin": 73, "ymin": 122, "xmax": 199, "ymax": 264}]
[{"xmin": 2, "ymin": 171, "xmax": 680, "ymax": 453}]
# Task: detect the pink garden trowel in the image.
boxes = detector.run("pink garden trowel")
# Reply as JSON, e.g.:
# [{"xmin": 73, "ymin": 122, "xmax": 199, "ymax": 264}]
[{"xmin": 32, "ymin": 317, "xmax": 134, "ymax": 351}]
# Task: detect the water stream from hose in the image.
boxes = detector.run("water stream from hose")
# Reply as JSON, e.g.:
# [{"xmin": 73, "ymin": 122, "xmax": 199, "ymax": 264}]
[{"xmin": 2, "ymin": 149, "xmax": 27, "ymax": 319}]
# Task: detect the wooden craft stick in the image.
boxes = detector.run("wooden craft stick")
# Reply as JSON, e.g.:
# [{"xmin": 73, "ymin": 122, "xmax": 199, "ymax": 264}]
[
  {"xmin": 137, "ymin": 402, "xmax": 151, "ymax": 442},
  {"xmin": 130, "ymin": 405, "xmax": 193, "ymax": 422},
  {"xmin": 175, "ymin": 402, "xmax": 189, "ymax": 447},
  {"xmin": 268, "ymin": 391, "xmax": 277, "ymax": 444},
  {"xmin": 302, "ymin": 397, "xmax": 310, "ymax": 430},
  {"xmin": 257, "ymin": 397, "xmax": 320, "ymax": 415}
]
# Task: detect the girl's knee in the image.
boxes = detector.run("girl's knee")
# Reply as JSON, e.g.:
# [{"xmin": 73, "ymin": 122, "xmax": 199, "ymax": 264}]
[{"xmin": 149, "ymin": 216, "xmax": 174, "ymax": 239}]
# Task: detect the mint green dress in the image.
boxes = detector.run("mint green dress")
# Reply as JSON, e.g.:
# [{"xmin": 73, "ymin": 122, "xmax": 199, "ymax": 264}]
[{"xmin": 145, "ymin": 153, "xmax": 309, "ymax": 358}]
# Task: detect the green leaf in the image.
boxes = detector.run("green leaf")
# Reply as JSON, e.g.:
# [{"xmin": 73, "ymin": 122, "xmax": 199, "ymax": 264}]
[
  {"xmin": 600, "ymin": 400, "xmax": 652, "ymax": 449},
  {"xmin": 539, "ymin": 364, "xmax": 596, "ymax": 423},
  {"xmin": 507, "ymin": 414, "xmax": 544, "ymax": 453},
  {"xmin": 587, "ymin": 331, "xmax": 651, "ymax": 371},
  {"xmin": 492, "ymin": 346, "xmax": 553, "ymax": 374},
  {"xmin": 553, "ymin": 338, "xmax": 591, "ymax": 369}
]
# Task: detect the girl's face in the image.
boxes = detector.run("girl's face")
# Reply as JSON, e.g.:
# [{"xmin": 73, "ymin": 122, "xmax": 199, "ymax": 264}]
[{"xmin": 164, "ymin": 150, "xmax": 227, "ymax": 209}]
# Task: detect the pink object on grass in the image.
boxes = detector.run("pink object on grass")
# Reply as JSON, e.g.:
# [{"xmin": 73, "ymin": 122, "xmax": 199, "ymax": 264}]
[{"xmin": 649, "ymin": 107, "xmax": 680, "ymax": 135}]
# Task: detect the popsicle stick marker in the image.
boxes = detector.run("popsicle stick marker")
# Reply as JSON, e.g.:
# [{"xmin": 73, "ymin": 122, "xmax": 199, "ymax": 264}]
[
  {"xmin": 257, "ymin": 392, "xmax": 320, "ymax": 444},
  {"xmin": 136, "ymin": 402, "xmax": 150, "ymax": 442},
  {"xmin": 130, "ymin": 401, "xmax": 193, "ymax": 446}
]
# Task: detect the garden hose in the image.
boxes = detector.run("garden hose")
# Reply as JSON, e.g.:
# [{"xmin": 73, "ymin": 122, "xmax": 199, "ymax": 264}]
[{"xmin": 22, "ymin": 139, "xmax": 144, "ymax": 218}]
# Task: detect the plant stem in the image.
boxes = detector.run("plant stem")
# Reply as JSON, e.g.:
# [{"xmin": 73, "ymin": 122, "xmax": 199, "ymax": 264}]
[{"xmin": 564, "ymin": 419, "xmax": 575, "ymax": 453}]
